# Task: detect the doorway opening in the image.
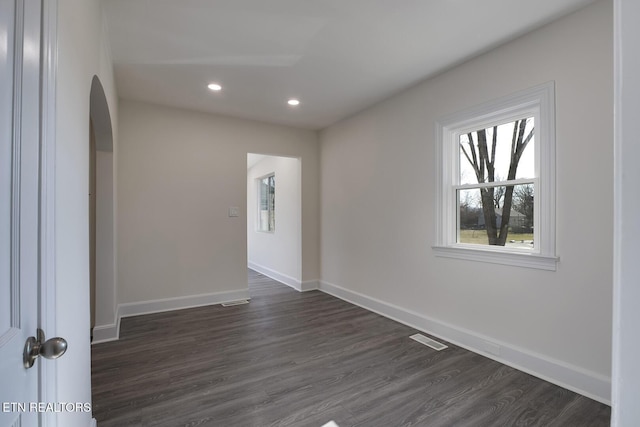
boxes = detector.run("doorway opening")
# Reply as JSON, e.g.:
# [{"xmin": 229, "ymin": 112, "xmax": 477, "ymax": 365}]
[
  {"xmin": 89, "ymin": 76, "xmax": 115, "ymax": 341},
  {"xmin": 247, "ymin": 153, "xmax": 302, "ymax": 292}
]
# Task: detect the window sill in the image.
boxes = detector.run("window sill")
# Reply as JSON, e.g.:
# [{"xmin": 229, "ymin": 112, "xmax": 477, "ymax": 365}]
[{"xmin": 432, "ymin": 245, "xmax": 558, "ymax": 271}]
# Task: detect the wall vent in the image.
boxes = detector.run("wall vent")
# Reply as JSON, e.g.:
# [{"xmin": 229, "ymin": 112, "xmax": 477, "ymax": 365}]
[
  {"xmin": 410, "ymin": 333, "xmax": 448, "ymax": 351},
  {"xmin": 221, "ymin": 300, "xmax": 249, "ymax": 307}
]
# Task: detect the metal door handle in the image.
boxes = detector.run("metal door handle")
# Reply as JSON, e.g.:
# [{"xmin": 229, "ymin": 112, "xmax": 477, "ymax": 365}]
[{"xmin": 23, "ymin": 328, "xmax": 68, "ymax": 368}]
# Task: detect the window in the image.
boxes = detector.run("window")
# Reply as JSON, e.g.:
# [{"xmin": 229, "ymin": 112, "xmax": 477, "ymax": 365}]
[
  {"xmin": 434, "ymin": 82, "xmax": 558, "ymax": 270},
  {"xmin": 258, "ymin": 174, "xmax": 275, "ymax": 232}
]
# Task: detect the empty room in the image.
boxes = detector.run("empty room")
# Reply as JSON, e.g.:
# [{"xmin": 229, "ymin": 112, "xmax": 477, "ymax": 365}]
[{"xmin": 3, "ymin": 0, "xmax": 640, "ymax": 426}]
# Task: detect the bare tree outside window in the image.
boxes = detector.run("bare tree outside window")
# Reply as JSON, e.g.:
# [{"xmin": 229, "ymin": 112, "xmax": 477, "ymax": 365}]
[
  {"xmin": 435, "ymin": 83, "xmax": 556, "ymax": 269},
  {"xmin": 458, "ymin": 118, "xmax": 534, "ymax": 247}
]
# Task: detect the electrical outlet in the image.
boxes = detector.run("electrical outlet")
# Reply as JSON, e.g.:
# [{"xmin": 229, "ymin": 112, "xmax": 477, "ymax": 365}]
[{"xmin": 228, "ymin": 207, "xmax": 239, "ymax": 217}]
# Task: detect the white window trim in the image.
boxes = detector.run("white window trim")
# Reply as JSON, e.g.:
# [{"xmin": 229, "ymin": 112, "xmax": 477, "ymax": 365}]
[{"xmin": 433, "ymin": 82, "xmax": 558, "ymax": 271}]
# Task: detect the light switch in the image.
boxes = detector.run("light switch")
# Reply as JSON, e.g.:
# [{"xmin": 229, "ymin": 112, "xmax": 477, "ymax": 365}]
[{"xmin": 228, "ymin": 207, "xmax": 239, "ymax": 217}]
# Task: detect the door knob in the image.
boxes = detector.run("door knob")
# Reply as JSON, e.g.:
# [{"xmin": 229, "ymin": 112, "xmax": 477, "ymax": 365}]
[{"xmin": 23, "ymin": 329, "xmax": 68, "ymax": 369}]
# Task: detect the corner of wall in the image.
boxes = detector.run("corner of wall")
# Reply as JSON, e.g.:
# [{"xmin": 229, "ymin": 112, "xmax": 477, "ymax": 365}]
[{"xmin": 92, "ymin": 320, "xmax": 120, "ymax": 344}]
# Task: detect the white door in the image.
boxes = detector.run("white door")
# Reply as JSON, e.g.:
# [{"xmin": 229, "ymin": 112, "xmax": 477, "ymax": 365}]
[{"xmin": 0, "ymin": 1, "xmax": 47, "ymax": 426}]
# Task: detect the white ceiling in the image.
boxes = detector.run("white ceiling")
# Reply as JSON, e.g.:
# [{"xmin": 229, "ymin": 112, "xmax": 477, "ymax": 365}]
[{"xmin": 103, "ymin": 0, "xmax": 596, "ymax": 130}]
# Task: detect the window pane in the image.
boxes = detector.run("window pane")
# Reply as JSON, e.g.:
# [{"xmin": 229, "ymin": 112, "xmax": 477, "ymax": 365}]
[
  {"xmin": 458, "ymin": 183, "xmax": 534, "ymax": 249},
  {"xmin": 260, "ymin": 178, "xmax": 269, "ymax": 210},
  {"xmin": 258, "ymin": 175, "xmax": 275, "ymax": 232},
  {"xmin": 459, "ymin": 117, "xmax": 535, "ymax": 185},
  {"xmin": 268, "ymin": 175, "xmax": 275, "ymax": 231}
]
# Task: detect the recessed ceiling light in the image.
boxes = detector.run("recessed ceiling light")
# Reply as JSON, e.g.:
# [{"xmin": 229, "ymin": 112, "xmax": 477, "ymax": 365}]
[
  {"xmin": 287, "ymin": 99, "xmax": 300, "ymax": 106},
  {"xmin": 207, "ymin": 83, "xmax": 222, "ymax": 91}
]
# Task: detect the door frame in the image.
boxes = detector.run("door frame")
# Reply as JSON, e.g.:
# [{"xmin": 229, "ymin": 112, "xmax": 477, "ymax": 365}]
[
  {"xmin": 246, "ymin": 153, "xmax": 303, "ymax": 290},
  {"xmin": 39, "ymin": 0, "xmax": 59, "ymax": 425}
]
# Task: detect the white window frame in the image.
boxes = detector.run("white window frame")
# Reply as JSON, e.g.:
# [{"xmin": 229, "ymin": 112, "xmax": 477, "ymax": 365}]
[
  {"xmin": 257, "ymin": 173, "xmax": 275, "ymax": 233},
  {"xmin": 433, "ymin": 82, "xmax": 558, "ymax": 270}
]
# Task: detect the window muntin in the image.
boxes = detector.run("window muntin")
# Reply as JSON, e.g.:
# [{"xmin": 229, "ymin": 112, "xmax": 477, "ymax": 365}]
[{"xmin": 258, "ymin": 174, "xmax": 275, "ymax": 232}]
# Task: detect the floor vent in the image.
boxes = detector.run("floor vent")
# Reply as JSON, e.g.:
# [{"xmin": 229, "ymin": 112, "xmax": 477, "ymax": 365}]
[
  {"xmin": 410, "ymin": 333, "xmax": 448, "ymax": 351},
  {"xmin": 221, "ymin": 300, "xmax": 249, "ymax": 307}
]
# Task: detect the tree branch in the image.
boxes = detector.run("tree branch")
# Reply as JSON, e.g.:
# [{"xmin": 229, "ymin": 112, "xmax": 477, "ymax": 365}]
[
  {"xmin": 490, "ymin": 125, "xmax": 497, "ymax": 166},
  {"xmin": 460, "ymin": 143, "xmax": 475, "ymax": 171},
  {"xmin": 477, "ymin": 129, "xmax": 490, "ymax": 182},
  {"xmin": 519, "ymin": 127, "xmax": 534, "ymax": 154},
  {"xmin": 465, "ymin": 132, "xmax": 485, "ymax": 183}
]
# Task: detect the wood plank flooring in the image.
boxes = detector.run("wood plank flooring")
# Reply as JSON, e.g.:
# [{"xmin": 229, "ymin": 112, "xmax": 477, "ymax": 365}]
[{"xmin": 91, "ymin": 270, "xmax": 611, "ymax": 426}]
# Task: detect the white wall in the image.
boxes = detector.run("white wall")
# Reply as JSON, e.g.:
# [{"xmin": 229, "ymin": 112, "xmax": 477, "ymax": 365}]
[
  {"xmin": 247, "ymin": 155, "xmax": 302, "ymax": 288},
  {"xmin": 97, "ymin": 10, "xmax": 119, "ymax": 337},
  {"xmin": 612, "ymin": 0, "xmax": 640, "ymax": 424},
  {"xmin": 117, "ymin": 100, "xmax": 319, "ymax": 307},
  {"xmin": 55, "ymin": 0, "xmax": 118, "ymax": 425},
  {"xmin": 320, "ymin": 0, "xmax": 612, "ymax": 402},
  {"xmin": 95, "ymin": 151, "xmax": 115, "ymax": 327}
]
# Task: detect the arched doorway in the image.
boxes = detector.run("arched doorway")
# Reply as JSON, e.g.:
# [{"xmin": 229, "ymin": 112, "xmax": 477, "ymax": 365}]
[{"xmin": 89, "ymin": 76, "xmax": 114, "ymax": 339}]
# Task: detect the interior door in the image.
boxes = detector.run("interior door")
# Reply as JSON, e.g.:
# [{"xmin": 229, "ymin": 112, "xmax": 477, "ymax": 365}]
[{"xmin": 0, "ymin": 1, "xmax": 43, "ymax": 426}]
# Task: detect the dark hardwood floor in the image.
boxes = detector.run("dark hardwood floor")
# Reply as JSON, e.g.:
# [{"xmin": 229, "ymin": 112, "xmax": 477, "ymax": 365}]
[{"xmin": 91, "ymin": 270, "xmax": 611, "ymax": 426}]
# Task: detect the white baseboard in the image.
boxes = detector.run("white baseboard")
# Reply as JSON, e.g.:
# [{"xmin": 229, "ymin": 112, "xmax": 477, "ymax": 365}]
[
  {"xmin": 318, "ymin": 279, "xmax": 611, "ymax": 405},
  {"xmin": 300, "ymin": 279, "xmax": 319, "ymax": 292},
  {"xmin": 248, "ymin": 262, "xmax": 303, "ymax": 291},
  {"xmin": 248, "ymin": 262, "xmax": 319, "ymax": 292},
  {"xmin": 92, "ymin": 322, "xmax": 119, "ymax": 343},
  {"xmin": 91, "ymin": 288, "xmax": 250, "ymax": 345},
  {"xmin": 116, "ymin": 289, "xmax": 250, "ymax": 318}
]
